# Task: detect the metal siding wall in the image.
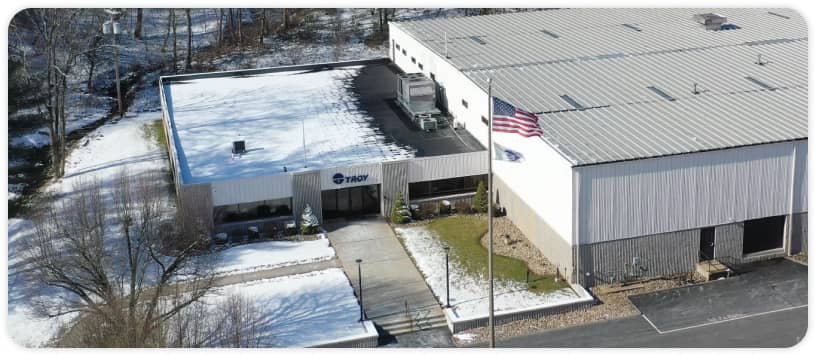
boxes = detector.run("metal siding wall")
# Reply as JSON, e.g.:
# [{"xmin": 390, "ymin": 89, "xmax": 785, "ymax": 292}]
[
  {"xmin": 713, "ymin": 222, "xmax": 744, "ymax": 260},
  {"xmin": 790, "ymin": 212, "xmax": 808, "ymax": 254},
  {"xmin": 292, "ymin": 171, "xmax": 322, "ymax": 224},
  {"xmin": 178, "ymin": 183, "xmax": 214, "ymax": 233},
  {"xmin": 408, "ymin": 151, "xmax": 488, "ymax": 182},
  {"xmin": 211, "ymin": 174, "xmax": 293, "ymax": 206},
  {"xmin": 320, "ymin": 163, "xmax": 382, "ymax": 190},
  {"xmin": 793, "ymin": 141, "xmax": 808, "ymax": 212},
  {"xmin": 577, "ymin": 141, "xmax": 802, "ymax": 244},
  {"xmin": 382, "ymin": 161, "xmax": 409, "ymax": 218},
  {"xmin": 579, "ymin": 229, "xmax": 699, "ymax": 286},
  {"xmin": 494, "ymin": 174, "xmax": 574, "ymax": 277}
]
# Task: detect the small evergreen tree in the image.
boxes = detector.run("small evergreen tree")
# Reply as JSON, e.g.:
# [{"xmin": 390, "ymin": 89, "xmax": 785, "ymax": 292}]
[
  {"xmin": 474, "ymin": 180, "xmax": 488, "ymax": 213},
  {"xmin": 390, "ymin": 192, "xmax": 410, "ymax": 224},
  {"xmin": 300, "ymin": 203, "xmax": 320, "ymax": 234}
]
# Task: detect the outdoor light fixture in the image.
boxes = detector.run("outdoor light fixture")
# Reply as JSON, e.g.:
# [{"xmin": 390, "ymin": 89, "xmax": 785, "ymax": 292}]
[{"xmin": 356, "ymin": 258, "xmax": 364, "ymax": 322}]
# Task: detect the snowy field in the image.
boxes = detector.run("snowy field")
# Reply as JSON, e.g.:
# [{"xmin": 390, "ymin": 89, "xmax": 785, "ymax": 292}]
[
  {"xmin": 165, "ymin": 64, "xmax": 414, "ymax": 183},
  {"xmin": 394, "ymin": 225, "xmax": 580, "ymax": 321},
  {"xmin": 6, "ymin": 99, "xmax": 169, "ymax": 346},
  {"xmin": 191, "ymin": 268, "xmax": 376, "ymax": 347},
  {"xmin": 209, "ymin": 236, "xmax": 336, "ymax": 276}
]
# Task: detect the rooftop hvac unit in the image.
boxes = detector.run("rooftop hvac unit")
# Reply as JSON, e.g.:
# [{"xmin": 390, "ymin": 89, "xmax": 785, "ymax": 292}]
[
  {"xmin": 232, "ymin": 140, "xmax": 246, "ymax": 154},
  {"xmin": 396, "ymin": 73, "xmax": 443, "ymax": 129},
  {"xmin": 693, "ymin": 13, "xmax": 727, "ymax": 30}
]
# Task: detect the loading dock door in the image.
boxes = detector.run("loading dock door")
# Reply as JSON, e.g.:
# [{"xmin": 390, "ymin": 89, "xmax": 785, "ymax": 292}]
[{"xmin": 742, "ymin": 216, "xmax": 786, "ymax": 255}]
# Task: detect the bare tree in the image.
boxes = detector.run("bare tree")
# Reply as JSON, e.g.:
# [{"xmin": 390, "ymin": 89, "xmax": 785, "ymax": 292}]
[
  {"xmin": 133, "ymin": 9, "xmax": 143, "ymax": 39},
  {"xmin": 216, "ymin": 9, "xmax": 224, "ymax": 50},
  {"xmin": 171, "ymin": 9, "xmax": 178, "ymax": 73},
  {"xmin": 25, "ymin": 170, "xmax": 215, "ymax": 347},
  {"xmin": 15, "ymin": 9, "xmax": 88, "ymax": 178},
  {"xmin": 185, "ymin": 9, "xmax": 192, "ymax": 72}
]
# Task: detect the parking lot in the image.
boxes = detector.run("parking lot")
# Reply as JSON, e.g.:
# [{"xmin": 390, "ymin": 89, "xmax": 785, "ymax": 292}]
[{"xmin": 629, "ymin": 258, "xmax": 807, "ymax": 334}]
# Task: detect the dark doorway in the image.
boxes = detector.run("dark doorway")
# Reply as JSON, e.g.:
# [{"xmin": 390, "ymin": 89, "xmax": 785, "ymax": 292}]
[
  {"xmin": 742, "ymin": 216, "xmax": 786, "ymax": 255},
  {"xmin": 322, "ymin": 185, "xmax": 380, "ymax": 219},
  {"xmin": 699, "ymin": 227, "xmax": 715, "ymax": 261}
]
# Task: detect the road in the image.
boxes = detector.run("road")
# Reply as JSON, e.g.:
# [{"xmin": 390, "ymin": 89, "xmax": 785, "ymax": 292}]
[{"xmin": 493, "ymin": 306, "xmax": 807, "ymax": 348}]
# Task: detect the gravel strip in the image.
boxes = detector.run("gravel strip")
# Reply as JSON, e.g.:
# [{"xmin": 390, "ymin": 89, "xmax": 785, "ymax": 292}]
[{"xmin": 479, "ymin": 216, "xmax": 560, "ymax": 276}]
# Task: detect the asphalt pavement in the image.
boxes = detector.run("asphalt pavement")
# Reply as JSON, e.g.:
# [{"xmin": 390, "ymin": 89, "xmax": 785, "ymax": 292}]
[{"xmin": 493, "ymin": 306, "xmax": 807, "ymax": 347}]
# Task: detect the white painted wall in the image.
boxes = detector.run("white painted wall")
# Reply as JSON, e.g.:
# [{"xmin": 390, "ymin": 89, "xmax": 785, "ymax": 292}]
[
  {"xmin": 391, "ymin": 24, "xmax": 575, "ymax": 246},
  {"xmin": 211, "ymin": 174, "xmax": 293, "ymax": 206},
  {"xmin": 575, "ymin": 140, "xmax": 808, "ymax": 244}
]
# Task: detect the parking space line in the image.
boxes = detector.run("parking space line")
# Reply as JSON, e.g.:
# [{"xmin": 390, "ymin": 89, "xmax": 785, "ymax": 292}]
[{"xmin": 642, "ymin": 304, "xmax": 808, "ymax": 335}]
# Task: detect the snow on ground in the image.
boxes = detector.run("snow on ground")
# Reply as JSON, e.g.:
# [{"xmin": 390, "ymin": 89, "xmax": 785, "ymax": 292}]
[
  {"xmin": 165, "ymin": 64, "xmax": 414, "ymax": 183},
  {"xmin": 394, "ymin": 225, "xmax": 579, "ymax": 320},
  {"xmin": 194, "ymin": 268, "xmax": 374, "ymax": 347},
  {"xmin": 7, "ymin": 218, "xmax": 77, "ymax": 347},
  {"xmin": 209, "ymin": 236, "xmax": 335, "ymax": 276},
  {"xmin": 7, "ymin": 93, "xmax": 169, "ymax": 346}
]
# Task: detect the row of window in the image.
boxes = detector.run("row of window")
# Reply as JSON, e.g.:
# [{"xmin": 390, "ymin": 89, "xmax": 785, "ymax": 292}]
[
  {"xmin": 395, "ymin": 41, "xmax": 426, "ymax": 72},
  {"xmin": 409, "ymin": 174, "xmax": 488, "ymax": 199},
  {"xmin": 213, "ymin": 197, "xmax": 293, "ymax": 224}
]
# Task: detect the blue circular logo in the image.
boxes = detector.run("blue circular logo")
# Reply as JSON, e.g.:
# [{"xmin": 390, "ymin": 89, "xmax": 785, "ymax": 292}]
[{"xmin": 332, "ymin": 173, "xmax": 345, "ymax": 185}]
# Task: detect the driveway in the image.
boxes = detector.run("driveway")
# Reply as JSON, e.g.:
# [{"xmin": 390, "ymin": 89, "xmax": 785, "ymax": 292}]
[
  {"xmin": 629, "ymin": 259, "xmax": 807, "ymax": 333},
  {"xmin": 324, "ymin": 217, "xmax": 445, "ymax": 331}
]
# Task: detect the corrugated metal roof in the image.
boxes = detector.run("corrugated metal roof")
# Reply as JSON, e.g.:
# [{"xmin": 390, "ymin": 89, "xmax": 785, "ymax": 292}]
[{"xmin": 394, "ymin": 8, "xmax": 808, "ymax": 165}]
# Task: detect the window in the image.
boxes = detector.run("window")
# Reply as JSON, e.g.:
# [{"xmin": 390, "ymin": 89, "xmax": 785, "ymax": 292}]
[
  {"xmin": 418, "ymin": 63, "xmax": 424, "ymax": 70},
  {"xmin": 411, "ymin": 57, "xmax": 416, "ymax": 64},
  {"xmin": 481, "ymin": 116, "xmax": 488, "ymax": 125},
  {"xmin": 402, "ymin": 49, "xmax": 407, "ymax": 55},
  {"xmin": 461, "ymin": 99, "xmax": 468, "ymax": 108},
  {"xmin": 409, "ymin": 175, "xmax": 488, "ymax": 199},
  {"xmin": 395, "ymin": 43, "xmax": 401, "ymax": 50},
  {"xmin": 430, "ymin": 73, "xmax": 436, "ymax": 81},
  {"xmin": 213, "ymin": 197, "xmax": 293, "ymax": 224}
]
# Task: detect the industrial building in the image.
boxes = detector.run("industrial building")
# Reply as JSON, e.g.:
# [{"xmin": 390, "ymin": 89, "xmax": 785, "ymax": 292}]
[
  {"xmin": 390, "ymin": 8, "xmax": 807, "ymax": 284},
  {"xmin": 160, "ymin": 8, "xmax": 807, "ymax": 286}
]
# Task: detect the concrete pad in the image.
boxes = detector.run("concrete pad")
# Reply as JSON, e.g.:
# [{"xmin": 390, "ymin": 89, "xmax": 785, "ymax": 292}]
[{"xmin": 630, "ymin": 259, "xmax": 807, "ymax": 332}]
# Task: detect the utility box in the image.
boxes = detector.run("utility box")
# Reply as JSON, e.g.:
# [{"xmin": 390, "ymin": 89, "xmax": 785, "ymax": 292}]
[{"xmin": 693, "ymin": 13, "xmax": 727, "ymax": 30}]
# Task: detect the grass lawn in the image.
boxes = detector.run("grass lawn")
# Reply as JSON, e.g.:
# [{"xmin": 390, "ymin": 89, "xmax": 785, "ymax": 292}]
[
  {"xmin": 427, "ymin": 215, "xmax": 569, "ymax": 293},
  {"xmin": 142, "ymin": 119, "xmax": 168, "ymax": 152}
]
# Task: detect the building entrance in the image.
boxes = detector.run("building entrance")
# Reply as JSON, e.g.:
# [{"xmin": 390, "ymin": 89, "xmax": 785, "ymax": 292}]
[{"xmin": 322, "ymin": 185, "xmax": 380, "ymax": 219}]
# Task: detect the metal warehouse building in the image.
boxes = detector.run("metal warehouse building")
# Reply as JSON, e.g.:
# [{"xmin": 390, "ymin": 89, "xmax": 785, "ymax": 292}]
[
  {"xmin": 160, "ymin": 8, "xmax": 807, "ymax": 287},
  {"xmin": 389, "ymin": 8, "xmax": 807, "ymax": 285}
]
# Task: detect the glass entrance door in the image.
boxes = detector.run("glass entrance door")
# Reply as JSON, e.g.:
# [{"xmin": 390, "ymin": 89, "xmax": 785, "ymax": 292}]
[{"xmin": 321, "ymin": 185, "xmax": 381, "ymax": 219}]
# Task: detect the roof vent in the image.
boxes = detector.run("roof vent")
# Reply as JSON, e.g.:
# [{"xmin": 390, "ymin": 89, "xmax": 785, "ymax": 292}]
[
  {"xmin": 693, "ymin": 13, "xmax": 727, "ymax": 30},
  {"xmin": 232, "ymin": 140, "xmax": 246, "ymax": 154}
]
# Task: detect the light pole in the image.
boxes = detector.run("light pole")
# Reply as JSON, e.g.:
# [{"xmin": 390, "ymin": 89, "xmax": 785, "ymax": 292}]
[
  {"xmin": 103, "ymin": 9, "xmax": 124, "ymax": 118},
  {"xmin": 356, "ymin": 258, "xmax": 365, "ymax": 322},
  {"xmin": 444, "ymin": 246, "xmax": 451, "ymax": 308}
]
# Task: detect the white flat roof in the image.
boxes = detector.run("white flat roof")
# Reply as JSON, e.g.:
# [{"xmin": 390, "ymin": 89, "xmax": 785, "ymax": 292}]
[{"xmin": 163, "ymin": 64, "xmax": 416, "ymax": 184}]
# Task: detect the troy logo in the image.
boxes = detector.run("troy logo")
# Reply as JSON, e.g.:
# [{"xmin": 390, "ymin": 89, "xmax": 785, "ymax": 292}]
[{"xmin": 332, "ymin": 173, "xmax": 369, "ymax": 185}]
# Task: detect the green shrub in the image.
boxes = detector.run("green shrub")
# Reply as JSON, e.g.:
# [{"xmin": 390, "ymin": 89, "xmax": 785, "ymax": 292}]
[
  {"xmin": 474, "ymin": 180, "xmax": 488, "ymax": 213},
  {"xmin": 390, "ymin": 192, "xmax": 411, "ymax": 224},
  {"xmin": 438, "ymin": 201, "xmax": 451, "ymax": 215}
]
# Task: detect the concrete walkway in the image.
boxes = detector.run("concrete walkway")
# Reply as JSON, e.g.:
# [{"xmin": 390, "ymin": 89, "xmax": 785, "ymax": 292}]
[
  {"xmin": 324, "ymin": 217, "xmax": 444, "ymax": 330},
  {"xmin": 209, "ymin": 258, "xmax": 342, "ymax": 288}
]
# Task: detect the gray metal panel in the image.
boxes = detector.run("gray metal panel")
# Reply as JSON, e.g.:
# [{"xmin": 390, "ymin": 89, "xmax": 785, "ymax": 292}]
[
  {"xmin": 714, "ymin": 222, "xmax": 744, "ymax": 260},
  {"xmin": 178, "ymin": 183, "xmax": 214, "ymax": 234},
  {"xmin": 407, "ymin": 151, "xmax": 488, "ymax": 183},
  {"xmin": 790, "ymin": 213, "xmax": 808, "ymax": 254},
  {"xmin": 577, "ymin": 141, "xmax": 800, "ymax": 244},
  {"xmin": 579, "ymin": 229, "xmax": 699, "ymax": 286},
  {"xmin": 792, "ymin": 140, "xmax": 808, "ymax": 212},
  {"xmin": 493, "ymin": 174, "xmax": 573, "ymax": 278},
  {"xmin": 394, "ymin": 8, "xmax": 808, "ymax": 165},
  {"xmin": 211, "ymin": 173, "xmax": 292, "ymax": 206},
  {"xmin": 381, "ymin": 161, "xmax": 409, "ymax": 218},
  {"xmin": 292, "ymin": 171, "xmax": 322, "ymax": 224}
]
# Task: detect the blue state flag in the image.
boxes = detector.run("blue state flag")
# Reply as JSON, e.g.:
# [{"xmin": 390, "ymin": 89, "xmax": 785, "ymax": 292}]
[{"xmin": 493, "ymin": 143, "xmax": 524, "ymax": 163}]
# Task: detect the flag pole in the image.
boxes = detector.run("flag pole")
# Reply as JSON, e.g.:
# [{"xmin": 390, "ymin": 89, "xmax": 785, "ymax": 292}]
[{"xmin": 487, "ymin": 78, "xmax": 496, "ymax": 348}]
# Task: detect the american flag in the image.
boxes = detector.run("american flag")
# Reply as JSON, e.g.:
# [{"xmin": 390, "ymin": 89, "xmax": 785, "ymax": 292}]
[{"xmin": 492, "ymin": 97, "xmax": 543, "ymax": 137}]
